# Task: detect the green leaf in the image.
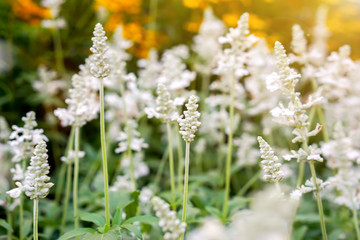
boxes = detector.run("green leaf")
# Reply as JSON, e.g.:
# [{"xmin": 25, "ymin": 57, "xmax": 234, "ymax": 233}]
[
  {"xmin": 121, "ymin": 224, "xmax": 142, "ymax": 239},
  {"xmin": 79, "ymin": 213, "xmax": 106, "ymax": 227},
  {"xmin": 113, "ymin": 208, "xmax": 123, "ymax": 226},
  {"xmin": 123, "ymin": 215, "xmax": 158, "ymax": 225},
  {"xmin": 0, "ymin": 219, "xmax": 13, "ymax": 232},
  {"xmin": 58, "ymin": 228, "xmax": 96, "ymax": 240},
  {"xmin": 124, "ymin": 191, "xmax": 140, "ymax": 219},
  {"xmin": 293, "ymin": 226, "xmax": 308, "ymax": 240},
  {"xmin": 205, "ymin": 206, "xmax": 221, "ymax": 218},
  {"xmin": 80, "ymin": 227, "xmax": 121, "ymax": 240}
]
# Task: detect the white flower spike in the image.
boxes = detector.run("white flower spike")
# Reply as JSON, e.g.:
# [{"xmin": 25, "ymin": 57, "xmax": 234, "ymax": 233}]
[{"xmin": 178, "ymin": 95, "xmax": 201, "ymax": 143}]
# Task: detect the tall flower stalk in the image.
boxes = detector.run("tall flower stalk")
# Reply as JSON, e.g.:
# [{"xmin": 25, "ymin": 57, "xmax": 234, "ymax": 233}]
[
  {"xmin": 90, "ymin": 23, "xmax": 111, "ymax": 229},
  {"xmin": 266, "ymin": 41, "xmax": 327, "ymax": 239},
  {"xmin": 73, "ymin": 127, "xmax": 80, "ymax": 229},
  {"xmin": 213, "ymin": 12, "xmax": 257, "ymax": 220},
  {"xmin": 7, "ymin": 141, "xmax": 53, "ymax": 240},
  {"xmin": 145, "ymin": 83, "xmax": 179, "ymax": 208},
  {"xmin": 177, "ymin": 95, "xmax": 201, "ymax": 239},
  {"xmin": 7, "ymin": 111, "xmax": 48, "ymax": 240}
]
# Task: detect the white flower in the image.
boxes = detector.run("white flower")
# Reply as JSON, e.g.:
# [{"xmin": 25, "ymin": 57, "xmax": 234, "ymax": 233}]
[
  {"xmin": 291, "ymin": 24, "xmax": 307, "ymax": 57},
  {"xmin": 145, "ymin": 83, "xmax": 179, "ymax": 122},
  {"xmin": 8, "ymin": 111, "xmax": 48, "ymax": 162},
  {"xmin": 90, "ymin": 23, "xmax": 110, "ymax": 79},
  {"xmin": 10, "ymin": 164, "xmax": 24, "ymax": 181},
  {"xmin": 193, "ymin": 8, "xmax": 225, "ymax": 75},
  {"xmin": 139, "ymin": 187, "xmax": 153, "ymax": 203},
  {"xmin": 158, "ymin": 46, "xmax": 196, "ymax": 91},
  {"xmin": 121, "ymin": 152, "xmax": 149, "ymax": 179},
  {"xmin": 6, "ymin": 187, "xmax": 22, "ymax": 199},
  {"xmin": 8, "ymin": 141, "xmax": 54, "ymax": 200},
  {"xmin": 138, "ymin": 49, "xmax": 162, "ymax": 90},
  {"xmin": 41, "ymin": 0, "xmax": 65, "ymax": 18},
  {"xmin": 115, "ymin": 120, "xmax": 148, "ymax": 153},
  {"xmin": 178, "ymin": 95, "xmax": 201, "ymax": 143},
  {"xmin": 60, "ymin": 150, "xmax": 85, "ymax": 164},
  {"xmin": 257, "ymin": 136, "xmax": 284, "ymax": 183},
  {"xmin": 41, "ymin": 18, "xmax": 66, "ymax": 29},
  {"xmin": 290, "ymin": 189, "xmax": 303, "ymax": 200},
  {"xmin": 110, "ymin": 175, "xmax": 134, "ymax": 192},
  {"xmin": 266, "ymin": 41, "xmax": 301, "ymax": 94},
  {"xmin": 188, "ymin": 218, "xmax": 226, "ymax": 240},
  {"xmin": 214, "ymin": 12, "xmax": 259, "ymax": 76},
  {"xmin": 152, "ymin": 196, "xmax": 186, "ymax": 240},
  {"xmin": 54, "ymin": 73, "xmax": 99, "ymax": 127},
  {"xmin": 33, "ymin": 65, "xmax": 65, "ymax": 95}
]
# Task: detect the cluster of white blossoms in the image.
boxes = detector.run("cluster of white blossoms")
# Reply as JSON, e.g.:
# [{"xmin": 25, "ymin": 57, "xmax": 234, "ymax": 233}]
[
  {"xmin": 267, "ymin": 41, "xmax": 323, "ymax": 144},
  {"xmin": 121, "ymin": 152, "xmax": 149, "ymax": 179},
  {"xmin": 321, "ymin": 122, "xmax": 360, "ymax": 169},
  {"xmin": 41, "ymin": 0, "xmax": 66, "ymax": 29},
  {"xmin": 10, "ymin": 164, "xmax": 24, "ymax": 181},
  {"xmin": 33, "ymin": 65, "xmax": 65, "ymax": 96},
  {"xmin": 90, "ymin": 23, "xmax": 110, "ymax": 79},
  {"xmin": 152, "ymin": 196, "xmax": 186, "ymax": 240},
  {"xmin": 257, "ymin": 136, "xmax": 284, "ymax": 183},
  {"xmin": 9, "ymin": 111, "xmax": 48, "ymax": 163},
  {"xmin": 115, "ymin": 120, "xmax": 148, "ymax": 153},
  {"xmin": 193, "ymin": 8, "xmax": 225, "ymax": 75},
  {"xmin": 7, "ymin": 141, "xmax": 53, "ymax": 199},
  {"xmin": 234, "ymin": 133, "xmax": 260, "ymax": 167},
  {"xmin": 137, "ymin": 49, "xmax": 162, "ymax": 90},
  {"xmin": 110, "ymin": 175, "xmax": 135, "ymax": 192},
  {"xmin": 214, "ymin": 12, "xmax": 258, "ymax": 77},
  {"xmin": 178, "ymin": 95, "xmax": 201, "ymax": 143},
  {"xmin": 60, "ymin": 150, "xmax": 85, "ymax": 164},
  {"xmin": 105, "ymin": 25, "xmax": 132, "ymax": 88},
  {"xmin": 145, "ymin": 83, "xmax": 179, "ymax": 123},
  {"xmin": 291, "ymin": 177, "xmax": 329, "ymax": 200},
  {"xmin": 54, "ymin": 73, "xmax": 99, "ymax": 127},
  {"xmin": 158, "ymin": 45, "xmax": 196, "ymax": 92},
  {"xmin": 187, "ymin": 218, "xmax": 226, "ymax": 240},
  {"xmin": 229, "ymin": 187, "xmax": 296, "ymax": 240}
]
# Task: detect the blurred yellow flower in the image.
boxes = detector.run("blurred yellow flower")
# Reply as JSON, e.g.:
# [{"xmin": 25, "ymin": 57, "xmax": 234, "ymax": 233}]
[
  {"xmin": 249, "ymin": 15, "xmax": 266, "ymax": 30},
  {"xmin": 222, "ymin": 13, "xmax": 239, "ymax": 27},
  {"xmin": 185, "ymin": 21, "xmax": 201, "ymax": 32},
  {"xmin": 11, "ymin": 0, "xmax": 51, "ymax": 25},
  {"xmin": 183, "ymin": 0, "xmax": 208, "ymax": 9},
  {"xmin": 95, "ymin": 0, "xmax": 141, "ymax": 14}
]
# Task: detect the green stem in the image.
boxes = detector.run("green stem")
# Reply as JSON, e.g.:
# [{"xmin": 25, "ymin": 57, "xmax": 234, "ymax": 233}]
[
  {"xmin": 176, "ymin": 125, "xmax": 184, "ymax": 192},
  {"xmin": 353, "ymin": 208, "xmax": 360, "ymax": 240},
  {"xmin": 55, "ymin": 126, "xmax": 75, "ymax": 203},
  {"xmin": 201, "ymin": 73, "xmax": 210, "ymax": 108},
  {"xmin": 19, "ymin": 159, "xmax": 26, "ymax": 240},
  {"xmin": 181, "ymin": 142, "xmax": 190, "ymax": 240},
  {"xmin": 33, "ymin": 199, "xmax": 39, "ymax": 240},
  {"xmin": 222, "ymin": 74, "xmax": 236, "ymax": 220},
  {"xmin": 52, "ymin": 27, "xmax": 65, "ymax": 75},
  {"xmin": 309, "ymin": 161, "xmax": 328, "ymax": 240},
  {"xmin": 100, "ymin": 78, "xmax": 111, "ymax": 229},
  {"xmin": 167, "ymin": 122, "xmax": 176, "ymax": 209},
  {"xmin": 196, "ymin": 151, "xmax": 203, "ymax": 174},
  {"xmin": 316, "ymin": 106, "xmax": 329, "ymax": 142},
  {"xmin": 120, "ymin": 84, "xmax": 137, "ymax": 189},
  {"xmin": 237, "ymin": 169, "xmax": 261, "ymax": 196},
  {"xmin": 73, "ymin": 127, "xmax": 80, "ymax": 231},
  {"xmin": 154, "ymin": 145, "xmax": 169, "ymax": 191},
  {"xmin": 60, "ymin": 163, "xmax": 73, "ymax": 234},
  {"xmin": 150, "ymin": 0, "xmax": 159, "ymax": 31},
  {"xmin": 297, "ymin": 161, "xmax": 305, "ymax": 187},
  {"xmin": 6, "ymin": 200, "xmax": 12, "ymax": 240}
]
